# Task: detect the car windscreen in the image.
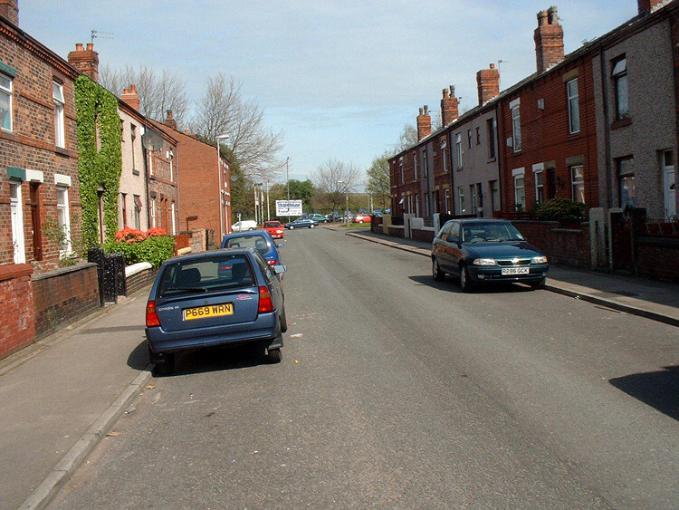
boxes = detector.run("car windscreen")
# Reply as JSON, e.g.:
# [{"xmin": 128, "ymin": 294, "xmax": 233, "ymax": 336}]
[
  {"xmin": 223, "ymin": 235, "xmax": 269, "ymax": 254},
  {"xmin": 158, "ymin": 254, "xmax": 255, "ymax": 297},
  {"xmin": 461, "ymin": 222, "xmax": 525, "ymax": 243},
  {"xmin": 264, "ymin": 221, "xmax": 281, "ymax": 228}
]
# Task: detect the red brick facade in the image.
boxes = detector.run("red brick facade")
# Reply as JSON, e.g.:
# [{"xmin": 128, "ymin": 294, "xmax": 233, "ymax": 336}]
[
  {"xmin": 146, "ymin": 127, "xmax": 179, "ymax": 234},
  {"xmin": 0, "ymin": 263, "xmax": 35, "ymax": 358},
  {"xmin": 0, "ymin": 15, "xmax": 81, "ymax": 273}
]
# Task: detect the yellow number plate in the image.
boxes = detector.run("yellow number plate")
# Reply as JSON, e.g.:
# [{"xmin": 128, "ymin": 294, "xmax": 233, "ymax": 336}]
[{"xmin": 183, "ymin": 303, "xmax": 234, "ymax": 321}]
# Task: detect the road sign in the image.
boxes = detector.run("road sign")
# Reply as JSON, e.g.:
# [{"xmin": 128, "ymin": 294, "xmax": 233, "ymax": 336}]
[{"xmin": 275, "ymin": 200, "xmax": 303, "ymax": 217}]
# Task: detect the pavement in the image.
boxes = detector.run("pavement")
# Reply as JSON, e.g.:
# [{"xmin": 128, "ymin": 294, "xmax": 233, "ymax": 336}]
[
  {"xmin": 340, "ymin": 227, "xmax": 679, "ymax": 328},
  {"xmin": 0, "ymin": 226, "xmax": 677, "ymax": 509}
]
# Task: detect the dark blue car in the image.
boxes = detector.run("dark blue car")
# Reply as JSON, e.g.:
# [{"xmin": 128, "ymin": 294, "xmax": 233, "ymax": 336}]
[
  {"xmin": 220, "ymin": 230, "xmax": 282, "ymax": 268},
  {"xmin": 431, "ymin": 219, "xmax": 549, "ymax": 291},
  {"xmin": 145, "ymin": 248, "xmax": 287, "ymax": 375}
]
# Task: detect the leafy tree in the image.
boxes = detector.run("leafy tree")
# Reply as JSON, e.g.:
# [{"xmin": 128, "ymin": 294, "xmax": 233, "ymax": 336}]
[
  {"xmin": 287, "ymin": 179, "xmax": 315, "ymax": 211},
  {"xmin": 366, "ymin": 152, "xmax": 391, "ymax": 209}
]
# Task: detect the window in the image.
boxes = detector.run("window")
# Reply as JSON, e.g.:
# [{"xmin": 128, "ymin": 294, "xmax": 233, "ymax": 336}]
[
  {"xmin": 457, "ymin": 186, "xmax": 465, "ymax": 214},
  {"xmin": 421, "ymin": 149, "xmax": 428, "ymax": 178},
  {"xmin": 1, "ymin": 73, "xmax": 12, "ymax": 132},
  {"xmin": 130, "ymin": 124, "xmax": 137, "ymax": 170},
  {"xmin": 476, "ymin": 183, "xmax": 484, "ymax": 210},
  {"xmin": 490, "ymin": 180, "xmax": 500, "ymax": 211},
  {"xmin": 413, "ymin": 154, "xmax": 418, "ymax": 180},
  {"xmin": 570, "ymin": 165, "xmax": 585, "ymax": 203},
  {"xmin": 455, "ymin": 133, "xmax": 463, "ymax": 169},
  {"xmin": 618, "ymin": 157, "xmax": 635, "ymax": 208},
  {"xmin": 169, "ymin": 156, "xmax": 174, "ymax": 181},
  {"xmin": 663, "ymin": 150, "xmax": 676, "ymax": 219},
  {"xmin": 441, "ymin": 139, "xmax": 448, "ymax": 174},
  {"xmin": 566, "ymin": 78, "xmax": 580, "ymax": 134},
  {"xmin": 487, "ymin": 118, "xmax": 496, "ymax": 159},
  {"xmin": 30, "ymin": 183, "xmax": 42, "ymax": 260},
  {"xmin": 56, "ymin": 186, "xmax": 72, "ymax": 255},
  {"xmin": 424, "ymin": 193, "xmax": 430, "ymax": 216},
  {"xmin": 53, "ymin": 81, "xmax": 65, "ymax": 148},
  {"xmin": 467, "ymin": 129, "xmax": 472, "ymax": 149},
  {"xmin": 171, "ymin": 202, "xmax": 177, "ymax": 235},
  {"xmin": 470, "ymin": 184, "xmax": 478, "ymax": 214},
  {"xmin": 120, "ymin": 193, "xmax": 127, "ymax": 228},
  {"xmin": 414, "ymin": 193, "xmax": 420, "ymax": 216},
  {"xmin": 476, "ymin": 127, "xmax": 481, "ymax": 145},
  {"xmin": 612, "ymin": 57, "xmax": 629, "ymax": 120},
  {"xmin": 444, "ymin": 188, "xmax": 450, "ymax": 214},
  {"xmin": 534, "ymin": 170, "xmax": 545, "ymax": 204},
  {"xmin": 10, "ymin": 182, "xmax": 25, "ymax": 263},
  {"xmin": 399, "ymin": 158, "xmax": 404, "ymax": 184},
  {"xmin": 150, "ymin": 198, "xmax": 156, "ymax": 227},
  {"xmin": 511, "ymin": 104, "xmax": 522, "ymax": 152},
  {"xmin": 514, "ymin": 175, "xmax": 526, "ymax": 211},
  {"xmin": 133, "ymin": 195, "xmax": 142, "ymax": 229}
]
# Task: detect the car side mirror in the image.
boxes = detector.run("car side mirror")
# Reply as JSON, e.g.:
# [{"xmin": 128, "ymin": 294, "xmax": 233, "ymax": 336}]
[{"xmin": 273, "ymin": 264, "xmax": 287, "ymax": 275}]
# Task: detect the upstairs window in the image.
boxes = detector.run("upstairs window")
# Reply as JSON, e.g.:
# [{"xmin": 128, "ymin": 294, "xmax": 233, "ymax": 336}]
[
  {"xmin": 511, "ymin": 104, "xmax": 522, "ymax": 152},
  {"xmin": 467, "ymin": 129, "xmax": 472, "ymax": 149},
  {"xmin": 1, "ymin": 74, "xmax": 12, "ymax": 132},
  {"xmin": 440, "ymin": 139, "xmax": 447, "ymax": 174},
  {"xmin": 455, "ymin": 133, "xmax": 463, "ymax": 169},
  {"xmin": 566, "ymin": 78, "xmax": 580, "ymax": 134},
  {"xmin": 487, "ymin": 118, "xmax": 496, "ymax": 159},
  {"xmin": 130, "ymin": 124, "xmax": 137, "ymax": 170},
  {"xmin": 53, "ymin": 82, "xmax": 65, "ymax": 148},
  {"xmin": 612, "ymin": 57, "xmax": 629, "ymax": 120}
]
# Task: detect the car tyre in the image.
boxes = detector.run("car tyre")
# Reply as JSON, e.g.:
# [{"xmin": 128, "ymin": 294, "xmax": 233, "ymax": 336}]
[
  {"xmin": 151, "ymin": 352, "xmax": 175, "ymax": 377},
  {"xmin": 266, "ymin": 348, "xmax": 282, "ymax": 364},
  {"xmin": 530, "ymin": 278, "xmax": 546, "ymax": 290},
  {"xmin": 289, "ymin": 225, "xmax": 295, "ymax": 230},
  {"xmin": 459, "ymin": 264, "xmax": 473, "ymax": 292},
  {"xmin": 279, "ymin": 307, "xmax": 288, "ymax": 333},
  {"xmin": 310, "ymin": 224, "xmax": 315, "ymax": 229},
  {"xmin": 432, "ymin": 258, "xmax": 444, "ymax": 281}
]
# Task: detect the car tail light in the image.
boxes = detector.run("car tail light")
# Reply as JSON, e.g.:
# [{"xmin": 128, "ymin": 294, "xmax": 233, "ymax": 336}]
[
  {"xmin": 258, "ymin": 285, "xmax": 273, "ymax": 313},
  {"xmin": 267, "ymin": 259, "xmax": 278, "ymax": 266},
  {"xmin": 146, "ymin": 300, "xmax": 161, "ymax": 327}
]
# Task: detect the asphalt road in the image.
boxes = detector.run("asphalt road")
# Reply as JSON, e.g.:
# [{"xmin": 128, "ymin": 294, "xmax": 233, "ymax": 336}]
[{"xmin": 49, "ymin": 227, "xmax": 679, "ymax": 509}]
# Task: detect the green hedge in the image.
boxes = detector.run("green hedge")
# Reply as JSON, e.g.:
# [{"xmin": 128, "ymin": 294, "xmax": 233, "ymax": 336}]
[
  {"xmin": 534, "ymin": 198, "xmax": 586, "ymax": 224},
  {"xmin": 105, "ymin": 236, "xmax": 175, "ymax": 268}
]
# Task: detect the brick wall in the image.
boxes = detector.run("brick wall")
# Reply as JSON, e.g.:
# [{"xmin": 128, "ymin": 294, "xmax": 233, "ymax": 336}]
[
  {"xmin": 126, "ymin": 267, "xmax": 157, "ymax": 295},
  {"xmin": 32, "ymin": 263, "xmax": 100, "ymax": 337},
  {"xmin": 412, "ymin": 228, "xmax": 435, "ymax": 243},
  {"xmin": 512, "ymin": 220, "xmax": 592, "ymax": 268},
  {"xmin": 0, "ymin": 263, "xmax": 35, "ymax": 359}
]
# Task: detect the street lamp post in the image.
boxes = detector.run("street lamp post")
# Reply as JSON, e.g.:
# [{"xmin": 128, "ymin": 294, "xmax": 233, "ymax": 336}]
[
  {"xmin": 337, "ymin": 180, "xmax": 349, "ymax": 225},
  {"xmin": 216, "ymin": 134, "xmax": 229, "ymax": 238}
]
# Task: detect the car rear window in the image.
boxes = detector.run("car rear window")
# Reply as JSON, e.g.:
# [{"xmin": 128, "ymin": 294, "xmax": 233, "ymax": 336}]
[
  {"xmin": 224, "ymin": 235, "xmax": 269, "ymax": 253},
  {"xmin": 264, "ymin": 221, "xmax": 281, "ymax": 228},
  {"xmin": 158, "ymin": 254, "xmax": 255, "ymax": 297}
]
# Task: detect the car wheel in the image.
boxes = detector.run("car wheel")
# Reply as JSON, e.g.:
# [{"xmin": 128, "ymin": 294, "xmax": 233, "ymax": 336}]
[
  {"xmin": 432, "ymin": 258, "xmax": 444, "ymax": 281},
  {"xmin": 310, "ymin": 224, "xmax": 315, "ymax": 228},
  {"xmin": 279, "ymin": 307, "xmax": 288, "ymax": 333},
  {"xmin": 459, "ymin": 264, "xmax": 473, "ymax": 292},
  {"xmin": 151, "ymin": 350, "xmax": 175, "ymax": 377},
  {"xmin": 266, "ymin": 348, "xmax": 282, "ymax": 364},
  {"xmin": 289, "ymin": 225, "xmax": 295, "ymax": 230},
  {"xmin": 530, "ymin": 278, "xmax": 546, "ymax": 290}
]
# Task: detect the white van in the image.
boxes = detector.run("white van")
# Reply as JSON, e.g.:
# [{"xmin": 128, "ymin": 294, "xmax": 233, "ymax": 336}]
[{"xmin": 231, "ymin": 220, "xmax": 257, "ymax": 232}]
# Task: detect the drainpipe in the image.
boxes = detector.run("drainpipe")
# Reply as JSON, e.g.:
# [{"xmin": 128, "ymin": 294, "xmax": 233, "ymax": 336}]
[{"xmin": 599, "ymin": 47, "xmax": 615, "ymax": 270}]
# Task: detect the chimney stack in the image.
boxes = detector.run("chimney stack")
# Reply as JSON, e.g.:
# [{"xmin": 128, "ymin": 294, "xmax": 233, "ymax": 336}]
[
  {"xmin": 416, "ymin": 105, "xmax": 432, "ymax": 141},
  {"xmin": 67, "ymin": 42, "xmax": 99, "ymax": 81},
  {"xmin": 163, "ymin": 110, "xmax": 177, "ymax": 129},
  {"xmin": 476, "ymin": 64, "xmax": 500, "ymax": 106},
  {"xmin": 440, "ymin": 85, "xmax": 459, "ymax": 126},
  {"xmin": 534, "ymin": 6, "xmax": 564, "ymax": 74},
  {"xmin": 0, "ymin": 0, "xmax": 18, "ymax": 26},
  {"xmin": 638, "ymin": 0, "xmax": 665, "ymax": 14},
  {"xmin": 121, "ymin": 84, "xmax": 141, "ymax": 111}
]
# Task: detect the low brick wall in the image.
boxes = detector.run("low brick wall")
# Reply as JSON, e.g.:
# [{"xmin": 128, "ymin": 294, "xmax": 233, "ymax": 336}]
[
  {"xmin": 33, "ymin": 263, "xmax": 101, "ymax": 338},
  {"xmin": 384, "ymin": 225, "xmax": 405, "ymax": 238},
  {"xmin": 636, "ymin": 237, "xmax": 679, "ymax": 283},
  {"xmin": 0, "ymin": 264, "xmax": 35, "ymax": 360},
  {"xmin": 512, "ymin": 220, "xmax": 591, "ymax": 268},
  {"xmin": 412, "ymin": 228, "xmax": 435, "ymax": 243},
  {"xmin": 126, "ymin": 268, "xmax": 157, "ymax": 295}
]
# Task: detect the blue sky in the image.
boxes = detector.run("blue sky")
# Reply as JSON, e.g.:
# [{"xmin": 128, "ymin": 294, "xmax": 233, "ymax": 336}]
[{"xmin": 22, "ymin": 1, "xmax": 636, "ymax": 184}]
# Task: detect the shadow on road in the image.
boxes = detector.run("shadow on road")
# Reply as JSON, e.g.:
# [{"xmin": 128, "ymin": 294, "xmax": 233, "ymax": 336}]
[
  {"xmin": 609, "ymin": 366, "xmax": 679, "ymax": 421},
  {"xmin": 127, "ymin": 340, "xmax": 150, "ymax": 370},
  {"xmin": 408, "ymin": 275, "xmax": 533, "ymax": 294},
  {"xmin": 170, "ymin": 345, "xmax": 268, "ymax": 376}
]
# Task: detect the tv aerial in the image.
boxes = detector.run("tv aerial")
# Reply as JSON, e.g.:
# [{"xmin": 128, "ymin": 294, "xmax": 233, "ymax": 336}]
[{"xmin": 90, "ymin": 30, "xmax": 114, "ymax": 44}]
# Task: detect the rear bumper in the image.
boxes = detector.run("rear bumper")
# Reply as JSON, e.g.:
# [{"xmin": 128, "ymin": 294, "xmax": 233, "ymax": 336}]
[
  {"xmin": 146, "ymin": 312, "xmax": 282, "ymax": 354},
  {"xmin": 468, "ymin": 264, "xmax": 549, "ymax": 283}
]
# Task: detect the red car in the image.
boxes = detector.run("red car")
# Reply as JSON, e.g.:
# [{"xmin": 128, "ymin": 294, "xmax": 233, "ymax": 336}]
[
  {"xmin": 264, "ymin": 220, "xmax": 285, "ymax": 239},
  {"xmin": 353, "ymin": 213, "xmax": 372, "ymax": 224}
]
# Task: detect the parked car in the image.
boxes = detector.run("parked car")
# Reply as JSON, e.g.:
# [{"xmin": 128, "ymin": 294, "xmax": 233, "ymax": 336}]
[
  {"xmin": 263, "ymin": 220, "xmax": 285, "ymax": 239},
  {"xmin": 220, "ymin": 230, "xmax": 282, "ymax": 268},
  {"xmin": 307, "ymin": 213, "xmax": 327, "ymax": 223},
  {"xmin": 431, "ymin": 219, "xmax": 549, "ymax": 291},
  {"xmin": 145, "ymin": 248, "xmax": 287, "ymax": 375},
  {"xmin": 353, "ymin": 213, "xmax": 372, "ymax": 224},
  {"xmin": 286, "ymin": 218, "xmax": 317, "ymax": 229},
  {"xmin": 325, "ymin": 212, "xmax": 342, "ymax": 222},
  {"xmin": 231, "ymin": 220, "xmax": 257, "ymax": 232}
]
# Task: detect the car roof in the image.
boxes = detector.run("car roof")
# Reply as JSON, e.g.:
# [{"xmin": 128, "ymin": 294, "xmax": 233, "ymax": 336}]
[
  {"xmin": 446, "ymin": 218, "xmax": 511, "ymax": 224},
  {"xmin": 163, "ymin": 247, "xmax": 260, "ymax": 265},
  {"xmin": 223, "ymin": 230, "xmax": 270, "ymax": 239}
]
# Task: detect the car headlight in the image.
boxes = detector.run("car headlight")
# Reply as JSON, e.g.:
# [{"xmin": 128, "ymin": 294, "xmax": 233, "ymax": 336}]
[
  {"xmin": 532, "ymin": 256, "xmax": 548, "ymax": 264},
  {"xmin": 472, "ymin": 258, "xmax": 496, "ymax": 266}
]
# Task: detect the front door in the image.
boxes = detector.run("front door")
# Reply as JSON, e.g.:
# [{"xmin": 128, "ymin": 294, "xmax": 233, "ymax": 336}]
[
  {"xmin": 10, "ymin": 182, "xmax": 26, "ymax": 264},
  {"xmin": 663, "ymin": 150, "xmax": 676, "ymax": 219}
]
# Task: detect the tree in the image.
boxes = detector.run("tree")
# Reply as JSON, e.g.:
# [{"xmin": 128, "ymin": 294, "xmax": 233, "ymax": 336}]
[
  {"xmin": 313, "ymin": 160, "xmax": 360, "ymax": 213},
  {"xmin": 287, "ymin": 179, "xmax": 315, "ymax": 211},
  {"xmin": 99, "ymin": 64, "xmax": 189, "ymax": 125},
  {"xmin": 399, "ymin": 124, "xmax": 418, "ymax": 150},
  {"xmin": 366, "ymin": 153, "xmax": 391, "ymax": 209},
  {"xmin": 190, "ymin": 73, "xmax": 282, "ymax": 176}
]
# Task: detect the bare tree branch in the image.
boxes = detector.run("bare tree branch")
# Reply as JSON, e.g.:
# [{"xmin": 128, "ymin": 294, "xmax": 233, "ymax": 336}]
[{"xmin": 312, "ymin": 160, "xmax": 360, "ymax": 213}]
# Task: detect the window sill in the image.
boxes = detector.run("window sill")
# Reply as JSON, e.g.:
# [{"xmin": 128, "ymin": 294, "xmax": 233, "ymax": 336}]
[
  {"xmin": 611, "ymin": 117, "xmax": 632, "ymax": 130},
  {"xmin": 55, "ymin": 146, "xmax": 69, "ymax": 157}
]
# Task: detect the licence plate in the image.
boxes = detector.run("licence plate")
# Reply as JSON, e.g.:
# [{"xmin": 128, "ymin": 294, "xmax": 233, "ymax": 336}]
[
  {"xmin": 501, "ymin": 267, "xmax": 530, "ymax": 275},
  {"xmin": 183, "ymin": 303, "xmax": 234, "ymax": 321}
]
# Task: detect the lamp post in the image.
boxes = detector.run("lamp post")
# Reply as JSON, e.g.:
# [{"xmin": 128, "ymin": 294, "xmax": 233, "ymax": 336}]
[
  {"xmin": 285, "ymin": 157, "xmax": 290, "ymax": 224},
  {"xmin": 337, "ymin": 180, "xmax": 348, "ymax": 225},
  {"xmin": 215, "ymin": 134, "xmax": 229, "ymax": 237}
]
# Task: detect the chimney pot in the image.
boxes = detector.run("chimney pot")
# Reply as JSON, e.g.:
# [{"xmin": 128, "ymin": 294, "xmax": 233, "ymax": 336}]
[
  {"xmin": 441, "ymin": 84, "xmax": 460, "ymax": 126},
  {"xmin": 68, "ymin": 41, "xmax": 99, "ymax": 81},
  {"xmin": 416, "ymin": 105, "xmax": 432, "ymax": 141},
  {"xmin": 534, "ymin": 6, "xmax": 564, "ymax": 73},
  {"xmin": 476, "ymin": 65, "xmax": 500, "ymax": 106},
  {"xmin": 164, "ymin": 110, "xmax": 177, "ymax": 129},
  {"xmin": 121, "ymin": 83, "xmax": 141, "ymax": 111},
  {"xmin": 638, "ymin": 0, "xmax": 665, "ymax": 14},
  {"xmin": 75, "ymin": 42, "xmax": 83, "ymax": 51},
  {"xmin": 0, "ymin": 0, "xmax": 19, "ymax": 26}
]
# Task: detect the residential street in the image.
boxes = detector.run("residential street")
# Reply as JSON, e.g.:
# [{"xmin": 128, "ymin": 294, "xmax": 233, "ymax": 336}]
[{"xmin": 49, "ymin": 228, "xmax": 679, "ymax": 509}]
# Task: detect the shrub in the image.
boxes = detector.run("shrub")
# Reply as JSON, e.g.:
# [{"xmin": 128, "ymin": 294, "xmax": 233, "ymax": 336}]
[
  {"xmin": 534, "ymin": 198, "xmax": 586, "ymax": 224},
  {"xmin": 115, "ymin": 227, "xmax": 147, "ymax": 243},
  {"xmin": 105, "ymin": 235, "xmax": 174, "ymax": 268}
]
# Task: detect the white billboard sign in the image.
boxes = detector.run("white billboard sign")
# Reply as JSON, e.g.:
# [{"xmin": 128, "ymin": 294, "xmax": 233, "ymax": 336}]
[{"xmin": 275, "ymin": 200, "xmax": 303, "ymax": 217}]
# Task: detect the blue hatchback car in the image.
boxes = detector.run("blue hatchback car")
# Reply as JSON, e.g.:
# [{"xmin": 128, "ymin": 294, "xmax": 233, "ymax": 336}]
[
  {"xmin": 146, "ymin": 248, "xmax": 287, "ymax": 375},
  {"xmin": 220, "ymin": 230, "xmax": 282, "ymax": 268}
]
